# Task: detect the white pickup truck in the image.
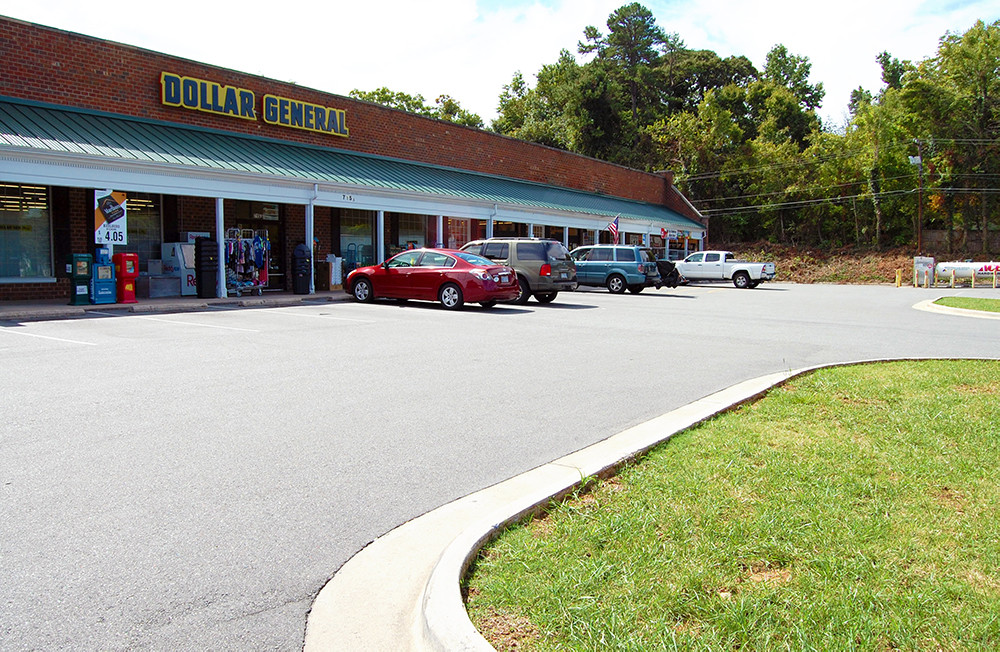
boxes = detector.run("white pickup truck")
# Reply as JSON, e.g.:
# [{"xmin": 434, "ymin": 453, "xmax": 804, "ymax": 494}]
[{"xmin": 674, "ymin": 250, "xmax": 776, "ymax": 288}]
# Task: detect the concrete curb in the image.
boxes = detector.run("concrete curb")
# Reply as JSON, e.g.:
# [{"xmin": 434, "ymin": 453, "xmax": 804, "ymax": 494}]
[
  {"xmin": 0, "ymin": 292, "xmax": 351, "ymax": 323},
  {"xmin": 306, "ymin": 357, "xmax": 1000, "ymax": 650},
  {"xmin": 914, "ymin": 298, "xmax": 1000, "ymax": 320},
  {"xmin": 304, "ymin": 364, "xmax": 840, "ymax": 651}
]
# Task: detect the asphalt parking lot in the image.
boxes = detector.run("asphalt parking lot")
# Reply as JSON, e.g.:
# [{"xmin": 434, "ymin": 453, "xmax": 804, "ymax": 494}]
[{"xmin": 1, "ymin": 283, "xmax": 997, "ymax": 649}]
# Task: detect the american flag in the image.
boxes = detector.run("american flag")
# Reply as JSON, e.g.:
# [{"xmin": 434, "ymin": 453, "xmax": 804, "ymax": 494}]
[{"xmin": 607, "ymin": 215, "xmax": 620, "ymax": 244}]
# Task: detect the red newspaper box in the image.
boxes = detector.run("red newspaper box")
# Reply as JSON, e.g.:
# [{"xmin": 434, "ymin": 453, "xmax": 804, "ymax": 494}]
[{"xmin": 113, "ymin": 252, "xmax": 139, "ymax": 304}]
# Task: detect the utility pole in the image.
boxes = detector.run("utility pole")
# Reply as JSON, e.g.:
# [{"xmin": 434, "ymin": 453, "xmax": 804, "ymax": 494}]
[
  {"xmin": 909, "ymin": 140, "xmax": 924, "ymax": 253},
  {"xmin": 916, "ymin": 139, "xmax": 924, "ymax": 253}
]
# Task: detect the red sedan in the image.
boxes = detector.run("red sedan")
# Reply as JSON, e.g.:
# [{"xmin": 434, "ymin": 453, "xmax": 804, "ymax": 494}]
[{"xmin": 345, "ymin": 248, "xmax": 520, "ymax": 309}]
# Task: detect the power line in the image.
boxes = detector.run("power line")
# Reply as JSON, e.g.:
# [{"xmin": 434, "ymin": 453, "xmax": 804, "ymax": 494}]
[
  {"xmin": 676, "ymin": 136, "xmax": 998, "ymax": 183},
  {"xmin": 698, "ymin": 186, "xmax": 1000, "ymax": 217},
  {"xmin": 692, "ymin": 173, "xmax": 923, "ymax": 204}
]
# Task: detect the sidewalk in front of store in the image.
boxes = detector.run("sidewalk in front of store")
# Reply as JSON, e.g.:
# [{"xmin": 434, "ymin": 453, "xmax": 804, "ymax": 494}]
[{"xmin": 0, "ymin": 288, "xmax": 352, "ymax": 323}]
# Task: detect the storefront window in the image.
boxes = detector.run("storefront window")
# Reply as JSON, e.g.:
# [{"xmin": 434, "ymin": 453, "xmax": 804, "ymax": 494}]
[
  {"xmin": 400, "ymin": 214, "xmax": 426, "ymax": 249},
  {"xmin": 341, "ymin": 209, "xmax": 374, "ymax": 270},
  {"xmin": 384, "ymin": 213, "xmax": 428, "ymax": 258},
  {"xmin": 493, "ymin": 220, "xmax": 526, "ymax": 238},
  {"xmin": 445, "ymin": 217, "xmax": 470, "ymax": 249},
  {"xmin": 545, "ymin": 226, "xmax": 566, "ymax": 242},
  {"xmin": 0, "ymin": 184, "xmax": 52, "ymax": 280},
  {"xmin": 234, "ymin": 201, "xmax": 280, "ymax": 222},
  {"xmin": 123, "ymin": 193, "xmax": 162, "ymax": 270}
]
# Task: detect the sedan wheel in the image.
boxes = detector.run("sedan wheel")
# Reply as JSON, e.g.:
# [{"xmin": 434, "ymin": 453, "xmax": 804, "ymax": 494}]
[
  {"xmin": 627, "ymin": 285, "xmax": 644, "ymax": 294},
  {"xmin": 534, "ymin": 292, "xmax": 557, "ymax": 304},
  {"xmin": 606, "ymin": 274, "xmax": 626, "ymax": 294},
  {"xmin": 439, "ymin": 283, "xmax": 464, "ymax": 309},
  {"xmin": 352, "ymin": 278, "xmax": 373, "ymax": 302},
  {"xmin": 479, "ymin": 300, "xmax": 498, "ymax": 308}
]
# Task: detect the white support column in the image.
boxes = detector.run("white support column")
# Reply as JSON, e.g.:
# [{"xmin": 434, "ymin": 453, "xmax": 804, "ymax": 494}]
[
  {"xmin": 376, "ymin": 210, "xmax": 386, "ymax": 263},
  {"xmin": 306, "ymin": 197, "xmax": 315, "ymax": 294},
  {"xmin": 215, "ymin": 198, "xmax": 226, "ymax": 298},
  {"xmin": 563, "ymin": 226, "xmax": 569, "ymax": 248},
  {"xmin": 592, "ymin": 229, "xmax": 599, "ymax": 245},
  {"xmin": 527, "ymin": 223, "xmax": 534, "ymax": 238},
  {"xmin": 436, "ymin": 215, "xmax": 444, "ymax": 248},
  {"xmin": 486, "ymin": 217, "xmax": 494, "ymax": 239}
]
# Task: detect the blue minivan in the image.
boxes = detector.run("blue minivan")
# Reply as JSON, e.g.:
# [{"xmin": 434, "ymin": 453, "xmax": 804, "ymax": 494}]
[{"xmin": 569, "ymin": 244, "xmax": 661, "ymax": 294}]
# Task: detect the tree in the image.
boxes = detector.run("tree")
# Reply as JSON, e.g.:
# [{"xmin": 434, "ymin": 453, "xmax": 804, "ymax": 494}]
[
  {"xmin": 763, "ymin": 44, "xmax": 825, "ymax": 111},
  {"xmin": 491, "ymin": 50, "xmax": 582, "ymax": 149},
  {"xmin": 350, "ymin": 87, "xmax": 483, "ymax": 129},
  {"xmin": 493, "ymin": 71, "xmax": 530, "ymax": 135},
  {"xmin": 849, "ymin": 87, "xmax": 873, "ymax": 116},
  {"xmin": 433, "ymin": 95, "xmax": 484, "ymax": 129},
  {"xmin": 570, "ymin": 61, "xmax": 627, "ymax": 162},
  {"xmin": 902, "ymin": 19, "xmax": 1000, "ymax": 253},
  {"xmin": 662, "ymin": 50, "xmax": 757, "ymax": 114},
  {"xmin": 876, "ymin": 51, "xmax": 910, "ymax": 91},
  {"xmin": 579, "ymin": 3, "xmax": 668, "ymax": 123},
  {"xmin": 648, "ymin": 89, "xmax": 749, "ymax": 239}
]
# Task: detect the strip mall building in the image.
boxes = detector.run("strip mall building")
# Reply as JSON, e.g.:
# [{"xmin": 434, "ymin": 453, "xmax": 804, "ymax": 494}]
[{"xmin": 0, "ymin": 15, "xmax": 706, "ymax": 302}]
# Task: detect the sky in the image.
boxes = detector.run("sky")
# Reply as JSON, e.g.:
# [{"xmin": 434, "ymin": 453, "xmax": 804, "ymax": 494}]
[{"xmin": 1, "ymin": 0, "xmax": 997, "ymax": 130}]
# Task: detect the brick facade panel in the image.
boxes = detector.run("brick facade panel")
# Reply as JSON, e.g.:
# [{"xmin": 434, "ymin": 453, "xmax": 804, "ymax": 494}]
[{"xmin": 0, "ymin": 16, "xmax": 683, "ymax": 210}]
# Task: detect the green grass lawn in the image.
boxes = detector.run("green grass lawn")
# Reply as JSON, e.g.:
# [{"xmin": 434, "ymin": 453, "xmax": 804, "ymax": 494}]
[
  {"xmin": 466, "ymin": 360, "xmax": 1000, "ymax": 651},
  {"xmin": 935, "ymin": 297, "xmax": 1000, "ymax": 314}
]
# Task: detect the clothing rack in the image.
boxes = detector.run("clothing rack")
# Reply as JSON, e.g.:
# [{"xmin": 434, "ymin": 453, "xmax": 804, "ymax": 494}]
[{"xmin": 224, "ymin": 228, "xmax": 270, "ymax": 296}]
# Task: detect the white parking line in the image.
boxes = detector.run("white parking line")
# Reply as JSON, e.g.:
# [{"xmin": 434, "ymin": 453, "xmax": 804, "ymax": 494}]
[
  {"xmin": 254, "ymin": 307, "xmax": 376, "ymax": 323},
  {"xmin": 88, "ymin": 311, "xmax": 260, "ymax": 332},
  {"xmin": 0, "ymin": 329, "xmax": 97, "ymax": 346},
  {"xmin": 138, "ymin": 316, "xmax": 260, "ymax": 332}
]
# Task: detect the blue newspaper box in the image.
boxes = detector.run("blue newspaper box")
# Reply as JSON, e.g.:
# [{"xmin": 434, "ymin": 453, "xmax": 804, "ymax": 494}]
[{"xmin": 90, "ymin": 247, "xmax": 116, "ymax": 304}]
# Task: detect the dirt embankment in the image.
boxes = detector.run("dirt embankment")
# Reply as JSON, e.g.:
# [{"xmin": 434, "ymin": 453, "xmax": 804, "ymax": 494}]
[{"xmin": 721, "ymin": 243, "xmax": 920, "ymax": 284}]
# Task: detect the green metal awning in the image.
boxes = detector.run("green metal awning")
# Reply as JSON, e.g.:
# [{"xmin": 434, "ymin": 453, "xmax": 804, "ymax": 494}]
[{"xmin": 0, "ymin": 97, "xmax": 704, "ymax": 230}]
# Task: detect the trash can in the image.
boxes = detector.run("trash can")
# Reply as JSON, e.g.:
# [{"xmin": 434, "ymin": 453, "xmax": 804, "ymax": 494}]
[
  {"xmin": 293, "ymin": 243, "xmax": 312, "ymax": 295},
  {"xmin": 67, "ymin": 253, "xmax": 93, "ymax": 305},
  {"xmin": 194, "ymin": 237, "xmax": 219, "ymax": 299}
]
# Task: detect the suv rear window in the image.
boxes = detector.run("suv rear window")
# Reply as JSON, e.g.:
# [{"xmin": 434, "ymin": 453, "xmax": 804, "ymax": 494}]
[{"xmin": 543, "ymin": 241, "xmax": 571, "ymax": 261}]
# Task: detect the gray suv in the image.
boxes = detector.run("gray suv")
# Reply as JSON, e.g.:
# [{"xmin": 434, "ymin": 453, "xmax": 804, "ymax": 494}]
[{"xmin": 460, "ymin": 238, "xmax": 577, "ymax": 304}]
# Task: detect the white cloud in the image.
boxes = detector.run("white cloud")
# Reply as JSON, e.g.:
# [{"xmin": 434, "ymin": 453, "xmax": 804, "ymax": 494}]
[{"xmin": 0, "ymin": 0, "xmax": 996, "ymax": 129}]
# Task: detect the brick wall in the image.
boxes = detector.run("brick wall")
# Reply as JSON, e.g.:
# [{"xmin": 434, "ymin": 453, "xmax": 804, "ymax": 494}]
[{"xmin": 0, "ymin": 16, "xmax": 694, "ymax": 214}]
